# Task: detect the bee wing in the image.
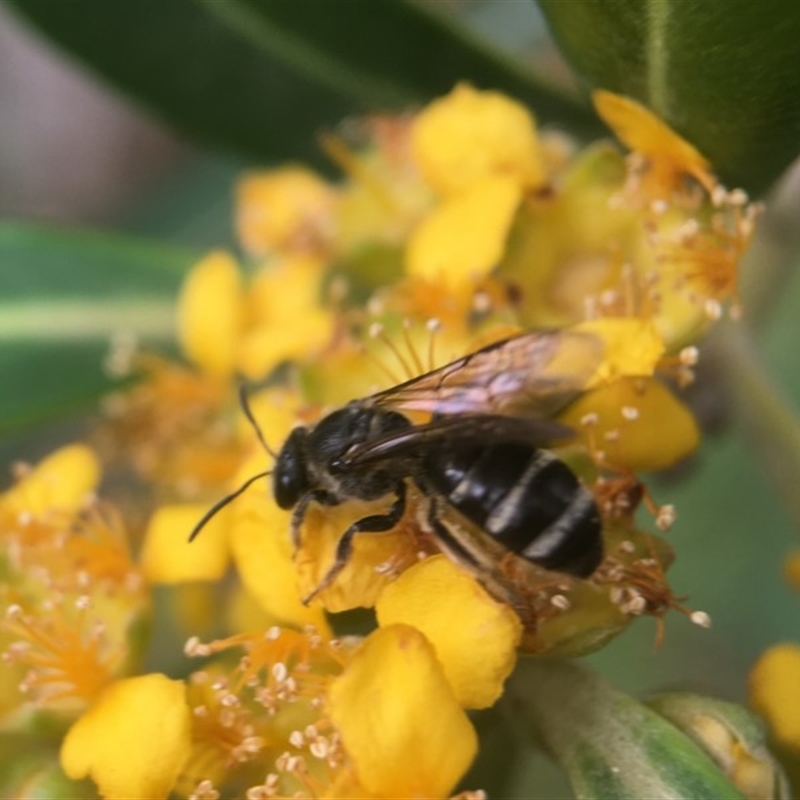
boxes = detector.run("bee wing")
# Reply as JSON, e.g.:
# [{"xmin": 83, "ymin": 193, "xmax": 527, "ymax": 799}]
[
  {"xmin": 344, "ymin": 413, "xmax": 574, "ymax": 468},
  {"xmin": 367, "ymin": 329, "xmax": 603, "ymax": 419}
]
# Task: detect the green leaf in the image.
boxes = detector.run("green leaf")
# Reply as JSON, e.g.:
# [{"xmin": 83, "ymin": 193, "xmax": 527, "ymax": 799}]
[
  {"xmin": 0, "ymin": 223, "xmax": 197, "ymax": 433},
  {"xmin": 6, "ymin": 0, "xmax": 596, "ymax": 165},
  {"xmin": 537, "ymin": 0, "xmax": 800, "ymax": 194}
]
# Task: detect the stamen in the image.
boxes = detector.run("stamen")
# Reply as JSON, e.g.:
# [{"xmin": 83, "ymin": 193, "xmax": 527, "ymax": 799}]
[{"xmin": 690, "ymin": 610, "xmax": 712, "ymax": 628}]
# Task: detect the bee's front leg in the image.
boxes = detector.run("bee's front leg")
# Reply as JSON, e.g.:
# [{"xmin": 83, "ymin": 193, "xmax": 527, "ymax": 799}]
[{"xmin": 301, "ymin": 481, "xmax": 407, "ymax": 605}]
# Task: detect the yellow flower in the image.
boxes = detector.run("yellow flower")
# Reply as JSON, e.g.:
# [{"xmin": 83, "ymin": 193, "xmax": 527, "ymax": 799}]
[
  {"xmin": 327, "ymin": 624, "xmax": 478, "ymax": 798},
  {"xmin": 579, "ymin": 317, "xmax": 665, "ymax": 383},
  {"xmin": 178, "ymin": 250, "xmax": 244, "ymax": 379},
  {"xmin": 32, "ymin": 84, "xmax": 761, "ymax": 799},
  {"xmin": 184, "ymin": 623, "xmax": 480, "ymax": 799},
  {"xmin": 560, "ymin": 377, "xmax": 700, "ymax": 472},
  {"xmin": 749, "ymin": 643, "xmax": 800, "ymax": 753},
  {"xmin": 102, "ymin": 355, "xmax": 246, "ymax": 497},
  {"xmin": 237, "ymin": 166, "xmax": 337, "ymax": 257},
  {"xmin": 141, "ymin": 503, "xmax": 231, "ymax": 584},
  {"xmin": 0, "ymin": 448, "xmax": 148, "ymax": 720},
  {"xmin": 177, "ymin": 251, "xmax": 334, "ymax": 383},
  {"xmin": 593, "ymin": 89, "xmax": 715, "ymax": 194},
  {"xmin": 412, "ymin": 83, "xmax": 545, "ymax": 195},
  {"xmin": 0, "ymin": 443, "xmax": 100, "ymax": 519},
  {"xmin": 229, "ymin": 478, "xmax": 330, "ymax": 632},
  {"xmin": 376, "ymin": 556, "xmax": 522, "ymax": 709},
  {"xmin": 494, "ymin": 91, "xmax": 759, "ymax": 349},
  {"xmin": 61, "ymin": 674, "xmax": 192, "ymax": 800},
  {"xmin": 406, "ymin": 175, "xmax": 522, "ymax": 292}
]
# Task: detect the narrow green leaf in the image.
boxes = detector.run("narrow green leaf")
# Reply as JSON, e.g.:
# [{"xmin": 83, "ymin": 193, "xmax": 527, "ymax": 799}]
[
  {"xmin": 6, "ymin": 0, "xmax": 596, "ymax": 166},
  {"xmin": 537, "ymin": 0, "xmax": 800, "ymax": 193},
  {"xmin": 200, "ymin": 0, "xmax": 595, "ymax": 130},
  {"xmin": 0, "ymin": 223, "xmax": 197, "ymax": 433}
]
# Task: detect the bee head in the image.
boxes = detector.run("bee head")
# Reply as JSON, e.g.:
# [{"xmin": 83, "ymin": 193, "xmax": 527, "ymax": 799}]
[{"xmin": 273, "ymin": 426, "xmax": 310, "ymax": 509}]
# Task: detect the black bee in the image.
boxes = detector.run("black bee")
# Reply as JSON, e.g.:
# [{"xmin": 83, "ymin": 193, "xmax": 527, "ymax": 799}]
[{"xmin": 192, "ymin": 329, "xmax": 605, "ymax": 604}]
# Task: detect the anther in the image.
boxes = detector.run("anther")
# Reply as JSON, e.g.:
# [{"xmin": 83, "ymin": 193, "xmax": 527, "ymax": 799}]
[
  {"xmin": 656, "ymin": 504, "xmax": 677, "ymax": 531},
  {"xmin": 550, "ymin": 594, "xmax": 571, "ymax": 611},
  {"xmin": 690, "ymin": 610, "xmax": 712, "ymax": 628},
  {"xmin": 621, "ymin": 406, "xmax": 639, "ymax": 421}
]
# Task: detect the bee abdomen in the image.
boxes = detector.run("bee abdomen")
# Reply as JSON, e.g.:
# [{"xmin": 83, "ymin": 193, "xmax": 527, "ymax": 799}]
[{"xmin": 425, "ymin": 443, "xmax": 602, "ymax": 578}]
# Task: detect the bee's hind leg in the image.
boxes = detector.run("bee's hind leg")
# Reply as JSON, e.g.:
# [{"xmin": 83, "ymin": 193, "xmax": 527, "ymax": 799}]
[{"xmin": 301, "ymin": 482, "xmax": 407, "ymax": 605}]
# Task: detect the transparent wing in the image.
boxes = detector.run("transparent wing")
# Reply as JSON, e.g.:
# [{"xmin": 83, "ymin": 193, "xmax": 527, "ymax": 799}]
[
  {"xmin": 366, "ymin": 329, "xmax": 603, "ymax": 419},
  {"xmin": 344, "ymin": 413, "xmax": 574, "ymax": 468}
]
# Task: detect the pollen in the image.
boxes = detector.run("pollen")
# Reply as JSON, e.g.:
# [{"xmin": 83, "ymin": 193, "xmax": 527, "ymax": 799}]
[
  {"xmin": 680, "ymin": 346, "xmax": 700, "ymax": 366},
  {"xmin": 656, "ymin": 504, "xmax": 677, "ymax": 531},
  {"xmin": 550, "ymin": 594, "xmax": 571, "ymax": 611},
  {"xmin": 188, "ymin": 779, "xmax": 221, "ymax": 800},
  {"xmin": 690, "ymin": 610, "xmax": 712, "ymax": 628},
  {"xmin": 621, "ymin": 405, "xmax": 640, "ymax": 421},
  {"xmin": 704, "ymin": 298, "xmax": 723, "ymax": 320}
]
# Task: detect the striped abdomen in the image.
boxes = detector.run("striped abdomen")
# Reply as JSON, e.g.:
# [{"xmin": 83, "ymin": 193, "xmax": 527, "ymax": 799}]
[{"xmin": 422, "ymin": 441, "xmax": 602, "ymax": 577}]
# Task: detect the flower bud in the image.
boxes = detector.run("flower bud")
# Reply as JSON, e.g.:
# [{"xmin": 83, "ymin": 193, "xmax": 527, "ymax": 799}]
[{"xmin": 647, "ymin": 692, "xmax": 791, "ymax": 799}]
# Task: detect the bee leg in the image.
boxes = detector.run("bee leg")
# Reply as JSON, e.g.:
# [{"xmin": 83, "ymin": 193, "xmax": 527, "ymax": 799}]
[
  {"xmin": 302, "ymin": 482, "xmax": 407, "ymax": 605},
  {"xmin": 290, "ymin": 489, "xmax": 338, "ymax": 549},
  {"xmin": 424, "ymin": 498, "xmax": 522, "ymax": 609},
  {"xmin": 423, "ymin": 496, "xmax": 481, "ymax": 570}
]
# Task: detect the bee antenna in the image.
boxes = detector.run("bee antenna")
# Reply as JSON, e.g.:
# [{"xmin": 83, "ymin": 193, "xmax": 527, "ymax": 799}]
[
  {"xmin": 188, "ymin": 470, "xmax": 271, "ymax": 542},
  {"xmin": 238, "ymin": 383, "xmax": 278, "ymax": 459}
]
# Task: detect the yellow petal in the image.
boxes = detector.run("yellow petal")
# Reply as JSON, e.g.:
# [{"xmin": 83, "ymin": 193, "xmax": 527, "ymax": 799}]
[
  {"xmin": 177, "ymin": 251, "xmax": 243, "ymax": 378},
  {"xmin": 376, "ymin": 555, "xmax": 522, "ymax": 708},
  {"xmin": 406, "ymin": 175, "xmax": 522, "ymax": 290},
  {"xmin": 413, "ymin": 84, "xmax": 545, "ymax": 195},
  {"xmin": 236, "ymin": 166, "xmax": 336, "ymax": 256},
  {"xmin": 61, "ymin": 674, "xmax": 191, "ymax": 800},
  {"xmin": 593, "ymin": 90, "xmax": 714, "ymax": 192},
  {"xmin": 749, "ymin": 643, "xmax": 800, "ymax": 753},
  {"xmin": 140, "ymin": 504, "xmax": 231, "ymax": 584},
  {"xmin": 1, "ymin": 444, "xmax": 100, "ymax": 517},
  {"xmin": 328, "ymin": 624, "xmax": 478, "ymax": 798},
  {"xmin": 560, "ymin": 376, "xmax": 699, "ymax": 471},
  {"xmin": 247, "ymin": 253, "xmax": 327, "ymax": 326},
  {"xmin": 237, "ymin": 307, "xmax": 334, "ymax": 380},
  {"xmin": 229, "ymin": 489, "xmax": 328, "ymax": 631},
  {"xmin": 577, "ymin": 318, "xmax": 666, "ymax": 384}
]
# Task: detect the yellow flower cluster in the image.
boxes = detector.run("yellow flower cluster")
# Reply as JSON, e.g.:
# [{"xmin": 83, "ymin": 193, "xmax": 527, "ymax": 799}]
[{"xmin": 1, "ymin": 85, "xmax": 759, "ymax": 798}]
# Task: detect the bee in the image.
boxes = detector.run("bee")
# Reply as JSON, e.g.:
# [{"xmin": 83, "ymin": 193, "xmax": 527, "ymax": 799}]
[{"xmin": 192, "ymin": 329, "xmax": 605, "ymax": 606}]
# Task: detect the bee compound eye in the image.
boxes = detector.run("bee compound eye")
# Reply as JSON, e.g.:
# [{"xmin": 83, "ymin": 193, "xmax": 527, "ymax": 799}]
[
  {"xmin": 273, "ymin": 468, "xmax": 301, "ymax": 509},
  {"xmin": 273, "ymin": 429, "xmax": 308, "ymax": 509}
]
